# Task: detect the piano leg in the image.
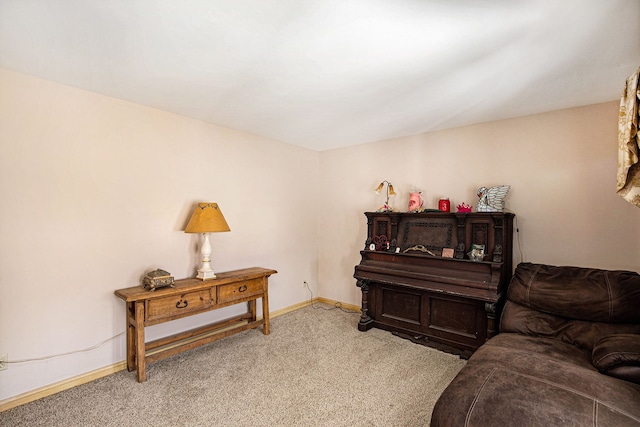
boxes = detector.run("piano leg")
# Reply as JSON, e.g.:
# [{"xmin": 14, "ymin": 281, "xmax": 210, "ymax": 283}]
[
  {"xmin": 356, "ymin": 279, "xmax": 373, "ymax": 331},
  {"xmin": 485, "ymin": 301, "xmax": 498, "ymax": 339}
]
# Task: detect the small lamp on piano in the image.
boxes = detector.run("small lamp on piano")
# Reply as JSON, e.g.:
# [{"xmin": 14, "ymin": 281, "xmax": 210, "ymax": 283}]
[
  {"xmin": 375, "ymin": 180, "xmax": 396, "ymax": 212},
  {"xmin": 185, "ymin": 202, "xmax": 230, "ymax": 280}
]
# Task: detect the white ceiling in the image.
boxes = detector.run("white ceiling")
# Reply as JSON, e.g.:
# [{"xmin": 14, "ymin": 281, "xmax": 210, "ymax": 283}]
[{"xmin": 1, "ymin": 1, "xmax": 639, "ymax": 151}]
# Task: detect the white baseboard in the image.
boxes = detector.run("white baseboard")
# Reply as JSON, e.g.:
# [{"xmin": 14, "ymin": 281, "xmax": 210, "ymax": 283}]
[{"xmin": 0, "ymin": 297, "xmax": 360, "ymax": 412}]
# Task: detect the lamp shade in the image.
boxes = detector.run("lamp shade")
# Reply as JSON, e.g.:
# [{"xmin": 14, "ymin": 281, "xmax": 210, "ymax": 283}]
[
  {"xmin": 388, "ymin": 184, "xmax": 396, "ymax": 196},
  {"xmin": 184, "ymin": 203, "xmax": 230, "ymax": 233}
]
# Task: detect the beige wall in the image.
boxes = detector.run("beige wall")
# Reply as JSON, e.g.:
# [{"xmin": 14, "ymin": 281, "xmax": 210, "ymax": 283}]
[
  {"xmin": 1, "ymin": 67, "xmax": 639, "ymax": 403},
  {"xmin": 0, "ymin": 68, "xmax": 320, "ymax": 401},
  {"xmin": 318, "ymin": 102, "xmax": 640, "ymax": 305}
]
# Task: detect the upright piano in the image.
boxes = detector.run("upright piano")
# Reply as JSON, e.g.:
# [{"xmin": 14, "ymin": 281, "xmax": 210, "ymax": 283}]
[{"xmin": 354, "ymin": 211, "xmax": 514, "ymax": 358}]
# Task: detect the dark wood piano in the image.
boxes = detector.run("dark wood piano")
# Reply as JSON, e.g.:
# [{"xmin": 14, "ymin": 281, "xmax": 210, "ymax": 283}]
[{"xmin": 354, "ymin": 211, "xmax": 514, "ymax": 358}]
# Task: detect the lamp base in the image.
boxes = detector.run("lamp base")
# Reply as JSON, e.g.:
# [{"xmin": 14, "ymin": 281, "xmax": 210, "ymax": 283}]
[
  {"xmin": 195, "ymin": 232, "xmax": 217, "ymax": 280},
  {"xmin": 196, "ymin": 269, "xmax": 217, "ymax": 280}
]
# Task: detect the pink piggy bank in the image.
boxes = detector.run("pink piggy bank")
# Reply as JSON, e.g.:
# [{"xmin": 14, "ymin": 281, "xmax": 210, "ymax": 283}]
[{"xmin": 408, "ymin": 192, "xmax": 424, "ymax": 212}]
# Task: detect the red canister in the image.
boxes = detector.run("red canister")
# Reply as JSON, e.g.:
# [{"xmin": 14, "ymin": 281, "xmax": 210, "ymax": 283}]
[{"xmin": 438, "ymin": 198, "xmax": 450, "ymax": 212}]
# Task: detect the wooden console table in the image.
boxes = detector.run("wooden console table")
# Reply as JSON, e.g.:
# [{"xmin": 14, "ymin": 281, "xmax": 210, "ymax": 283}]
[{"xmin": 114, "ymin": 267, "xmax": 276, "ymax": 382}]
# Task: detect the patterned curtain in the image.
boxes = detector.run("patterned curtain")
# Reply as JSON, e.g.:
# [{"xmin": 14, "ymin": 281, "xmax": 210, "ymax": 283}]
[{"xmin": 617, "ymin": 66, "xmax": 640, "ymax": 207}]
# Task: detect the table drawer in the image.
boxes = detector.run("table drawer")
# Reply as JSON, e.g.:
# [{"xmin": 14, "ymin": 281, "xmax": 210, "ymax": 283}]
[
  {"xmin": 146, "ymin": 290, "xmax": 214, "ymax": 322},
  {"xmin": 218, "ymin": 278, "xmax": 263, "ymax": 303}
]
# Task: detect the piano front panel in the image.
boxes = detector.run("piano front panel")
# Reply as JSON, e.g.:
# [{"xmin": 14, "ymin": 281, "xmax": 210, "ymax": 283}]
[
  {"xmin": 429, "ymin": 296, "xmax": 478, "ymax": 338},
  {"xmin": 370, "ymin": 282, "xmax": 488, "ymax": 353},
  {"xmin": 379, "ymin": 285, "xmax": 422, "ymax": 326},
  {"xmin": 400, "ymin": 220, "xmax": 456, "ymax": 255},
  {"xmin": 373, "ymin": 216, "xmax": 390, "ymax": 240}
]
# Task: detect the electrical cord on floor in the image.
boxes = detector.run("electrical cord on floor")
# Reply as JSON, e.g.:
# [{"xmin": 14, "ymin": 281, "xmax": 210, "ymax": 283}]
[
  {"xmin": 8, "ymin": 283, "xmax": 359, "ymax": 366},
  {"xmin": 304, "ymin": 282, "xmax": 359, "ymax": 314},
  {"xmin": 5, "ymin": 332, "xmax": 125, "ymax": 365}
]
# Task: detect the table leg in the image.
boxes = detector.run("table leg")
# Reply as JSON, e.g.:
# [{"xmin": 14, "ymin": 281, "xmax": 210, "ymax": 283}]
[
  {"xmin": 134, "ymin": 301, "xmax": 146, "ymax": 382},
  {"xmin": 126, "ymin": 303, "xmax": 135, "ymax": 371},
  {"xmin": 248, "ymin": 299, "xmax": 256, "ymax": 322},
  {"xmin": 262, "ymin": 291, "xmax": 270, "ymax": 335}
]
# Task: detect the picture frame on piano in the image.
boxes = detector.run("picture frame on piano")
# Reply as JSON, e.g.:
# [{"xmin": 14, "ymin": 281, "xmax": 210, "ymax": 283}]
[{"xmin": 468, "ymin": 244, "xmax": 485, "ymax": 261}]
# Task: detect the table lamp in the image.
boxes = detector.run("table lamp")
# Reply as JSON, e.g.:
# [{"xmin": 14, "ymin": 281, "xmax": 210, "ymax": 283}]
[
  {"xmin": 375, "ymin": 180, "xmax": 396, "ymax": 212},
  {"xmin": 185, "ymin": 202, "xmax": 230, "ymax": 280}
]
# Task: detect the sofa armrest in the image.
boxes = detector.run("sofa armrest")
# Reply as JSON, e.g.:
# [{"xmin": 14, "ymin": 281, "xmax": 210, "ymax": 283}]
[{"xmin": 592, "ymin": 334, "xmax": 640, "ymax": 385}]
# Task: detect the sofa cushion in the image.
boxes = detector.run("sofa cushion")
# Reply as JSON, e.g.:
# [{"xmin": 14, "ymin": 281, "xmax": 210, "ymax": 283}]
[
  {"xmin": 507, "ymin": 263, "xmax": 640, "ymax": 323},
  {"xmin": 593, "ymin": 334, "xmax": 640, "ymax": 384},
  {"xmin": 431, "ymin": 333, "xmax": 640, "ymax": 426},
  {"xmin": 500, "ymin": 300, "xmax": 640, "ymax": 350}
]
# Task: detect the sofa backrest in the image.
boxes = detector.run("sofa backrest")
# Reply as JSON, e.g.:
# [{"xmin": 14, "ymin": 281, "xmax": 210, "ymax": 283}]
[
  {"xmin": 500, "ymin": 263, "xmax": 640, "ymax": 350},
  {"xmin": 506, "ymin": 262, "xmax": 640, "ymax": 323}
]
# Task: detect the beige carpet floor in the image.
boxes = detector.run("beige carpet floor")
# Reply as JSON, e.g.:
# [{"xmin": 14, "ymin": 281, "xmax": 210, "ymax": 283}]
[{"xmin": 0, "ymin": 303, "xmax": 466, "ymax": 427}]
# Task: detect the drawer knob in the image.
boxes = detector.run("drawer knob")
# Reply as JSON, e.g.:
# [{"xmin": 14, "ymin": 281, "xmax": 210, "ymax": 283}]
[
  {"xmin": 176, "ymin": 300, "xmax": 188, "ymax": 309},
  {"xmin": 238, "ymin": 285, "xmax": 248, "ymax": 292}
]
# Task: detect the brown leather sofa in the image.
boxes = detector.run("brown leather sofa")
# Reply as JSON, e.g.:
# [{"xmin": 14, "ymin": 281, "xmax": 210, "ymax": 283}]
[{"xmin": 431, "ymin": 262, "xmax": 640, "ymax": 426}]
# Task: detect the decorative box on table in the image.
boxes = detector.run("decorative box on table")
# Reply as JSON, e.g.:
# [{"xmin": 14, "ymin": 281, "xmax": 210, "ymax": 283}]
[{"xmin": 142, "ymin": 269, "xmax": 175, "ymax": 291}]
